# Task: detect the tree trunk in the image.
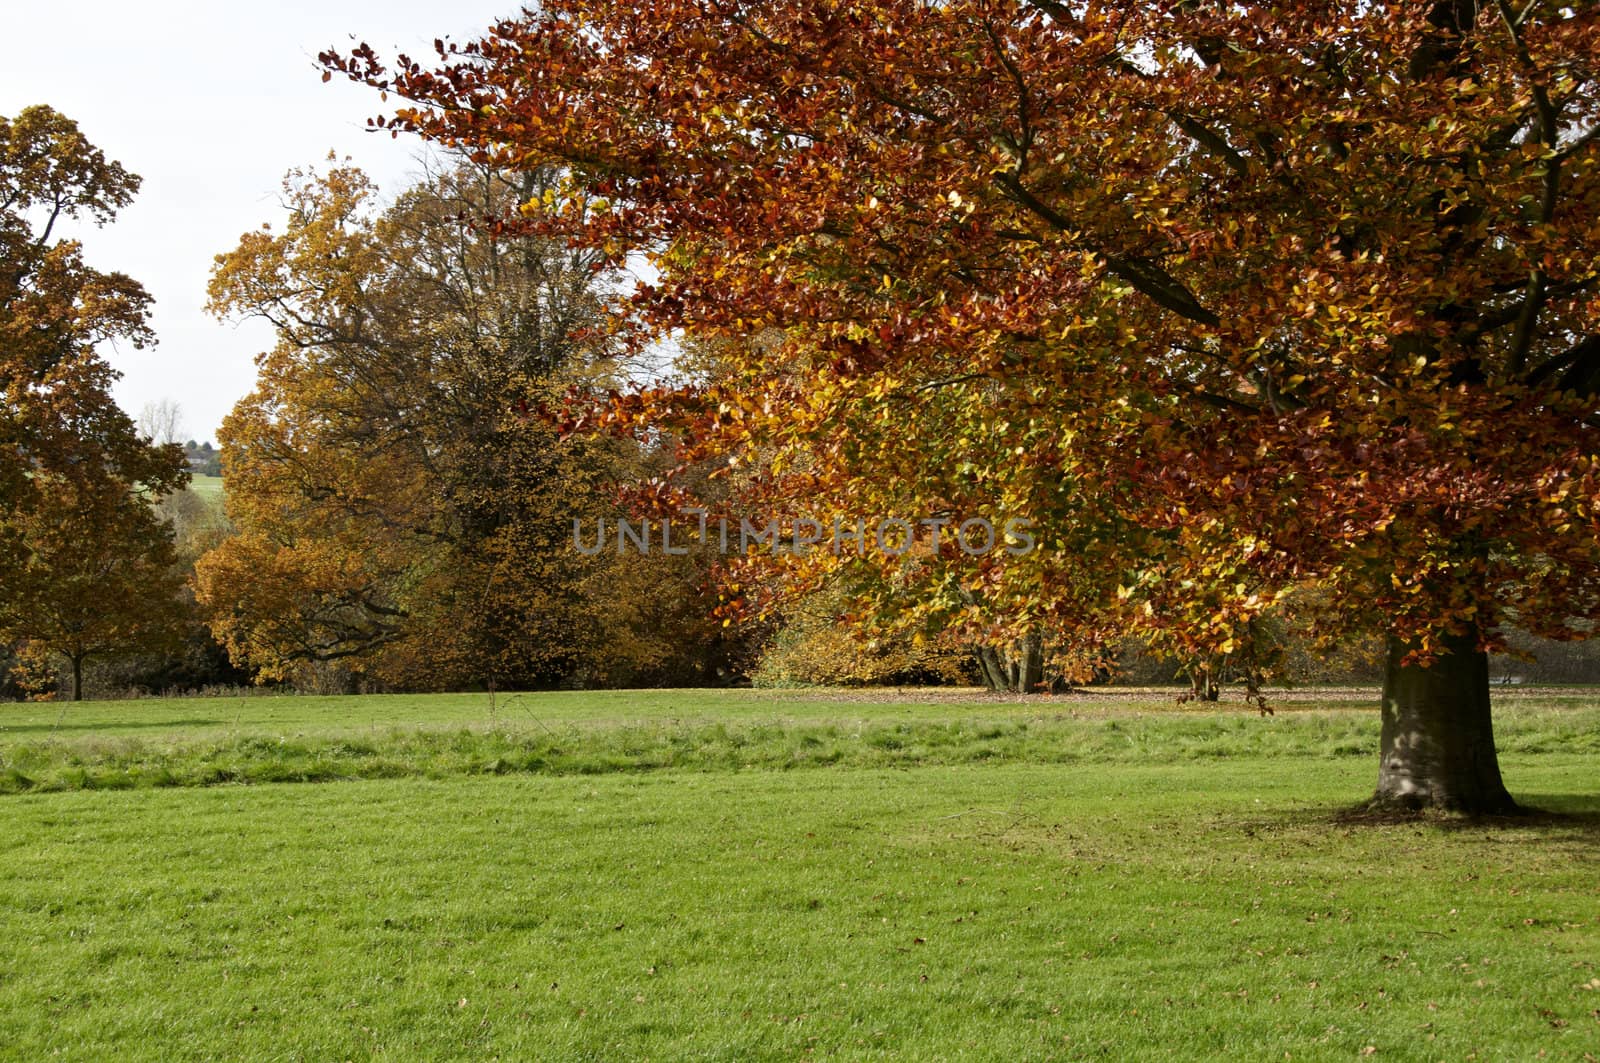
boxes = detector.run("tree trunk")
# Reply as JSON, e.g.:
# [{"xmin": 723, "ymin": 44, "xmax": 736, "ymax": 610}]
[
  {"xmin": 1187, "ymin": 665, "xmax": 1220, "ymax": 702},
  {"xmin": 69, "ymin": 654, "xmax": 85, "ymax": 702},
  {"xmin": 975, "ymin": 632, "xmax": 1045, "ymax": 693},
  {"xmin": 1371, "ymin": 628, "xmax": 1517, "ymax": 815},
  {"xmin": 976, "ymin": 646, "xmax": 1007, "ymax": 691}
]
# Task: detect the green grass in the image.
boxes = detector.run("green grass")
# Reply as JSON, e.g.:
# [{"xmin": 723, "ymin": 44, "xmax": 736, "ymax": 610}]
[
  {"xmin": 185, "ymin": 473, "xmax": 225, "ymax": 498},
  {"xmin": 5, "ymin": 685, "xmax": 1594, "ymax": 739},
  {"xmin": 3, "ymin": 686, "xmax": 1318, "ymax": 739},
  {"xmin": 0, "ymin": 689, "xmax": 1597, "ymax": 1059},
  {"xmin": 2, "ymin": 688, "xmax": 1597, "ymax": 796}
]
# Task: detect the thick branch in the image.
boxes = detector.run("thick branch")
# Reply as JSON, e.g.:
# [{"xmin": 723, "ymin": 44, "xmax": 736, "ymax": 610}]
[
  {"xmin": 1526, "ymin": 334, "xmax": 1600, "ymax": 394},
  {"xmin": 1493, "ymin": 0, "xmax": 1563, "ymax": 376},
  {"xmin": 994, "ymin": 173, "xmax": 1221, "ymax": 327}
]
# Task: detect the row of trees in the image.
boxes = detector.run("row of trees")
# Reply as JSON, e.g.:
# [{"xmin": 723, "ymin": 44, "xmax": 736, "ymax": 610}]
[
  {"xmin": 0, "ymin": 108, "xmax": 729, "ymax": 699},
  {"xmin": 0, "ymin": 105, "xmax": 1066, "ymax": 702},
  {"xmin": 0, "ymin": 117, "xmax": 755, "ymax": 699},
  {"xmin": 0, "ymin": 105, "xmax": 1330, "ymax": 701},
  {"xmin": 10, "ymin": 0, "xmax": 1600, "ymax": 815}
]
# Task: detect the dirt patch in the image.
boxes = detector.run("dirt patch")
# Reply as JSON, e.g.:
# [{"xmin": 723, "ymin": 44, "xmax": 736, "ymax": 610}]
[
  {"xmin": 738, "ymin": 684, "xmax": 1600, "ymax": 711},
  {"xmin": 741, "ymin": 684, "xmax": 1381, "ymax": 707}
]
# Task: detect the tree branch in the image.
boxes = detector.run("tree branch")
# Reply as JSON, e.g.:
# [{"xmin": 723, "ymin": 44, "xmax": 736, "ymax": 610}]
[
  {"xmin": 1526, "ymin": 334, "xmax": 1600, "ymax": 393},
  {"xmin": 993, "ymin": 173, "xmax": 1221, "ymax": 327},
  {"xmin": 1493, "ymin": 0, "xmax": 1564, "ymax": 377}
]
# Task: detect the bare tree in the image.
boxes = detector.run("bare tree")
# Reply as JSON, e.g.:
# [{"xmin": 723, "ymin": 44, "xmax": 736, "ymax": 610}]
[{"xmin": 137, "ymin": 399, "xmax": 185, "ymax": 447}]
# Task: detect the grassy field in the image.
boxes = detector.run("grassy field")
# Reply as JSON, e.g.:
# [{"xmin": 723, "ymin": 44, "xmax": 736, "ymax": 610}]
[
  {"xmin": 1, "ymin": 689, "xmax": 1597, "ymax": 1059},
  {"xmin": 185, "ymin": 473, "xmax": 225, "ymax": 498}
]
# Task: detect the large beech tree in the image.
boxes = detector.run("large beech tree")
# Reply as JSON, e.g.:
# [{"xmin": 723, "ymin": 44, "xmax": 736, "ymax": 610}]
[{"xmin": 328, "ymin": 1, "xmax": 1600, "ymax": 812}]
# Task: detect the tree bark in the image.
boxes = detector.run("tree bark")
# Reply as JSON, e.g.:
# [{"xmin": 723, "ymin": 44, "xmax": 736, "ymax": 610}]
[
  {"xmin": 976, "ymin": 632, "xmax": 1045, "ymax": 693},
  {"xmin": 1371, "ymin": 627, "xmax": 1518, "ymax": 814},
  {"xmin": 976, "ymin": 645, "xmax": 1008, "ymax": 691},
  {"xmin": 1187, "ymin": 665, "xmax": 1220, "ymax": 702},
  {"xmin": 69, "ymin": 653, "xmax": 85, "ymax": 702}
]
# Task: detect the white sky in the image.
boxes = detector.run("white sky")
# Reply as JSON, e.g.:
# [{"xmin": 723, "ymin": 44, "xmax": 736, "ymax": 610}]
[{"xmin": 1, "ymin": 0, "xmax": 518, "ymax": 440}]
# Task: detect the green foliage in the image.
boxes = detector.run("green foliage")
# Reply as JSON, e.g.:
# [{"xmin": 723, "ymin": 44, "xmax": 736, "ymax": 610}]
[{"xmin": 181, "ymin": 442, "xmax": 221, "ymax": 477}]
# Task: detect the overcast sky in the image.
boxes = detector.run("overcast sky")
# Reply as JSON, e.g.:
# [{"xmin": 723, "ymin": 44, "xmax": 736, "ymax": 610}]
[{"xmin": 2, "ymin": 0, "xmax": 516, "ymax": 440}]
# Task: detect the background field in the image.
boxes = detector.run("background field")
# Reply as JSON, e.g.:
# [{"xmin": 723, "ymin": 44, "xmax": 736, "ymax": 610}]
[
  {"xmin": 1, "ymin": 689, "xmax": 1597, "ymax": 1059},
  {"xmin": 183, "ymin": 473, "xmax": 225, "ymax": 499}
]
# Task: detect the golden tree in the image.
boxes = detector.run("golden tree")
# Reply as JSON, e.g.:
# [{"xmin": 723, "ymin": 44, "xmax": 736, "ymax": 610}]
[{"xmin": 198, "ymin": 160, "xmax": 724, "ymax": 688}]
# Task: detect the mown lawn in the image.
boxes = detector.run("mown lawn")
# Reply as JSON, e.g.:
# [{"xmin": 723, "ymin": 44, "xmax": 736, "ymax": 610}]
[
  {"xmin": 0, "ymin": 690, "xmax": 1596, "ymax": 1060},
  {"xmin": 4, "ymin": 686, "xmax": 1311, "ymax": 739}
]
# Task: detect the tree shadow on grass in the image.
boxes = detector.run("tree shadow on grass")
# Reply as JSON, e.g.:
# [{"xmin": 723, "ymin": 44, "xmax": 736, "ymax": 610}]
[
  {"xmin": 1324, "ymin": 793, "xmax": 1600, "ymax": 841},
  {"xmin": 0, "ymin": 719, "xmax": 222, "ymax": 736},
  {"xmin": 1224, "ymin": 795, "xmax": 1600, "ymax": 854}
]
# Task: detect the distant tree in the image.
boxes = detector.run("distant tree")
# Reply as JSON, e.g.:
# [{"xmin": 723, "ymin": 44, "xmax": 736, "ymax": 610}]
[
  {"xmin": 180, "ymin": 439, "xmax": 221, "ymax": 477},
  {"xmin": 196, "ymin": 159, "xmax": 725, "ymax": 689},
  {"xmin": 0, "ymin": 106, "xmax": 189, "ymax": 698},
  {"xmin": 137, "ymin": 398, "xmax": 185, "ymax": 448},
  {"xmin": 5, "ymin": 473, "xmax": 184, "ymax": 699}
]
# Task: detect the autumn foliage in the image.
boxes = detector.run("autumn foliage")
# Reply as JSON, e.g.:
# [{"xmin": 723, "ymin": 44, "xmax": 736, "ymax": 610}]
[
  {"xmin": 324, "ymin": 1, "xmax": 1600, "ymax": 810},
  {"xmin": 195, "ymin": 161, "xmax": 732, "ymax": 690},
  {"xmin": 0, "ymin": 107, "xmax": 188, "ymax": 699}
]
